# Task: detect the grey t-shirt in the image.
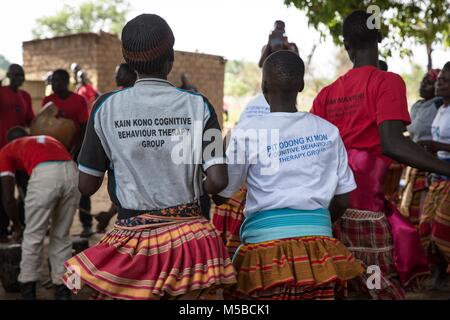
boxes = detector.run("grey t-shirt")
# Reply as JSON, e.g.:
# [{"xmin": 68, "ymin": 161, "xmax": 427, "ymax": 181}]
[
  {"xmin": 408, "ymin": 97, "xmax": 442, "ymax": 142},
  {"xmin": 78, "ymin": 78, "xmax": 224, "ymax": 216}
]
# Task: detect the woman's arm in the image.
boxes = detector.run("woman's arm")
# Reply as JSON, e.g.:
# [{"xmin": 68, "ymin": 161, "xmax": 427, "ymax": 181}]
[
  {"xmin": 203, "ymin": 164, "xmax": 228, "ymax": 195},
  {"xmin": 329, "ymin": 193, "xmax": 349, "ymax": 222},
  {"xmin": 79, "ymin": 171, "xmax": 104, "ymax": 197}
]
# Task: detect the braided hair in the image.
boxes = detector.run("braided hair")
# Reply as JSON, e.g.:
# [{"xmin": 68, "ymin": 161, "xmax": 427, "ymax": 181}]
[{"xmin": 263, "ymin": 50, "xmax": 305, "ymax": 92}]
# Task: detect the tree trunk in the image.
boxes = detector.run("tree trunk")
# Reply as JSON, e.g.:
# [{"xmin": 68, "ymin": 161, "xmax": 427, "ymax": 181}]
[{"xmin": 426, "ymin": 43, "xmax": 433, "ymax": 71}]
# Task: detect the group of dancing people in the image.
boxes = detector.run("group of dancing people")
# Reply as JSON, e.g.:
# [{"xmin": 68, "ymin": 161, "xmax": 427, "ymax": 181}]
[{"xmin": 1, "ymin": 10, "xmax": 450, "ymax": 300}]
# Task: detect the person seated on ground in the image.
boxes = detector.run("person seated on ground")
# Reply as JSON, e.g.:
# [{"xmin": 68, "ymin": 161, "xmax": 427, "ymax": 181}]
[
  {"xmin": 115, "ymin": 62, "xmax": 137, "ymax": 89},
  {"xmin": 214, "ymin": 51, "xmax": 364, "ymax": 300},
  {"xmin": 400, "ymin": 69, "xmax": 443, "ymax": 225},
  {"xmin": 416, "ymin": 62, "xmax": 450, "ymax": 284},
  {"xmin": 42, "ymin": 69, "xmax": 93, "ymax": 238},
  {"xmin": 258, "ymin": 20, "xmax": 298, "ymax": 68},
  {"xmin": 0, "ymin": 127, "xmax": 80, "ymax": 300},
  {"xmin": 76, "ymin": 70, "xmax": 99, "ymax": 113},
  {"xmin": 62, "ymin": 14, "xmax": 236, "ymax": 300}
]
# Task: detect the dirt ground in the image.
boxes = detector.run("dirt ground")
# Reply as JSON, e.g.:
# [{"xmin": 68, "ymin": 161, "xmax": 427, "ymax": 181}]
[{"xmin": 1, "ymin": 180, "xmax": 450, "ymax": 300}]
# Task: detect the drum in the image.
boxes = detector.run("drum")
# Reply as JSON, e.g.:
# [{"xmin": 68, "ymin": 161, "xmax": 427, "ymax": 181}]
[{"xmin": 30, "ymin": 102, "xmax": 77, "ymax": 149}]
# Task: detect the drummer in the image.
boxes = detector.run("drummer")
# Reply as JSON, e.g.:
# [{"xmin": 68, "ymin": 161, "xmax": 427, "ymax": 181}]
[{"xmin": 0, "ymin": 127, "xmax": 80, "ymax": 300}]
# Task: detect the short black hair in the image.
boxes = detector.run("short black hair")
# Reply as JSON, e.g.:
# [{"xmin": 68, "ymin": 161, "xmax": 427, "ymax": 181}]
[
  {"xmin": 7, "ymin": 64, "xmax": 24, "ymax": 73},
  {"xmin": 443, "ymin": 61, "xmax": 450, "ymax": 72},
  {"xmin": 122, "ymin": 14, "xmax": 175, "ymax": 75},
  {"xmin": 343, "ymin": 10, "xmax": 380, "ymax": 49},
  {"xmin": 263, "ymin": 50, "xmax": 305, "ymax": 92},
  {"xmin": 52, "ymin": 69, "xmax": 70, "ymax": 83},
  {"xmin": 379, "ymin": 60, "xmax": 388, "ymax": 71},
  {"xmin": 7, "ymin": 126, "xmax": 29, "ymax": 142},
  {"xmin": 117, "ymin": 63, "xmax": 134, "ymax": 74}
]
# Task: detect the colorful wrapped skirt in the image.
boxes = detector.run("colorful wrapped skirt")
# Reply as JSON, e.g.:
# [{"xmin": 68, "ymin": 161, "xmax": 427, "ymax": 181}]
[
  {"xmin": 420, "ymin": 180, "xmax": 450, "ymax": 265},
  {"xmin": 399, "ymin": 168, "xmax": 429, "ymax": 226},
  {"xmin": 225, "ymin": 236, "xmax": 364, "ymax": 300},
  {"xmin": 212, "ymin": 188, "xmax": 246, "ymax": 257},
  {"xmin": 62, "ymin": 203, "xmax": 237, "ymax": 300},
  {"xmin": 333, "ymin": 209, "xmax": 405, "ymax": 299}
]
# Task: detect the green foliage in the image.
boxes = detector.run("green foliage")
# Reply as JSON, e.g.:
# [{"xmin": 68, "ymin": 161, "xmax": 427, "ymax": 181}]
[
  {"xmin": 0, "ymin": 54, "xmax": 11, "ymax": 71},
  {"xmin": 284, "ymin": 0, "xmax": 450, "ymax": 60},
  {"xmin": 401, "ymin": 63, "xmax": 427, "ymax": 105},
  {"xmin": 32, "ymin": 0, "xmax": 130, "ymax": 38},
  {"xmin": 224, "ymin": 60, "xmax": 262, "ymax": 97}
]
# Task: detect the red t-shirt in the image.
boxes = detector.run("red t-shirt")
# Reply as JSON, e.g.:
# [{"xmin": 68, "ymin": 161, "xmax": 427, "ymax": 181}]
[
  {"xmin": 311, "ymin": 66, "xmax": 410, "ymax": 160},
  {"xmin": 42, "ymin": 92, "xmax": 89, "ymax": 148},
  {"xmin": 0, "ymin": 86, "xmax": 35, "ymax": 148},
  {"xmin": 42, "ymin": 92, "xmax": 89, "ymax": 128},
  {"xmin": 0, "ymin": 135, "xmax": 72, "ymax": 176},
  {"xmin": 76, "ymin": 84, "xmax": 98, "ymax": 113}
]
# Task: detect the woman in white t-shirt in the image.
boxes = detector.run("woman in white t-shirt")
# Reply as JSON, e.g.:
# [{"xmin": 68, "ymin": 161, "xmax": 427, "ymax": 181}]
[
  {"xmin": 417, "ymin": 62, "xmax": 450, "ymax": 277},
  {"xmin": 215, "ymin": 51, "xmax": 363, "ymax": 300}
]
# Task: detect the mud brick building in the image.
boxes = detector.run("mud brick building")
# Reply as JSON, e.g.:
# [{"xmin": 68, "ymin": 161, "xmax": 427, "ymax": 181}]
[{"xmin": 23, "ymin": 31, "xmax": 225, "ymax": 124}]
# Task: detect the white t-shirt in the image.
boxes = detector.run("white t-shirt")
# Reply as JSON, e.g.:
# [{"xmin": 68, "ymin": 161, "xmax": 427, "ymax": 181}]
[
  {"xmin": 431, "ymin": 104, "xmax": 450, "ymax": 160},
  {"xmin": 239, "ymin": 94, "xmax": 270, "ymax": 123},
  {"xmin": 220, "ymin": 112, "xmax": 356, "ymax": 217}
]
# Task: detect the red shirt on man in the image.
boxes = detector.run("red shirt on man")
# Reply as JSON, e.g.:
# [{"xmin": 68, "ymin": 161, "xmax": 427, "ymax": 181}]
[
  {"xmin": 0, "ymin": 135, "xmax": 72, "ymax": 177},
  {"xmin": 42, "ymin": 92, "xmax": 89, "ymax": 148},
  {"xmin": 0, "ymin": 86, "xmax": 35, "ymax": 148},
  {"xmin": 42, "ymin": 92, "xmax": 89, "ymax": 128},
  {"xmin": 311, "ymin": 65, "xmax": 410, "ymax": 161},
  {"xmin": 76, "ymin": 83, "xmax": 98, "ymax": 113}
]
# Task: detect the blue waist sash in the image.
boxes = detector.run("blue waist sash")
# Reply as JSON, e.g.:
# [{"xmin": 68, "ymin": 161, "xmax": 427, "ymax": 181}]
[{"xmin": 240, "ymin": 208, "xmax": 333, "ymax": 245}]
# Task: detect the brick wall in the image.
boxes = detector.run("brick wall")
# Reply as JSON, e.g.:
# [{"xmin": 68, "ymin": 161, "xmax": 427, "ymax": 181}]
[
  {"xmin": 23, "ymin": 33, "xmax": 100, "ymax": 90},
  {"xmin": 22, "ymin": 32, "xmax": 225, "ymax": 125},
  {"xmin": 22, "ymin": 80, "xmax": 46, "ymax": 114},
  {"xmin": 170, "ymin": 51, "xmax": 226, "ymax": 125}
]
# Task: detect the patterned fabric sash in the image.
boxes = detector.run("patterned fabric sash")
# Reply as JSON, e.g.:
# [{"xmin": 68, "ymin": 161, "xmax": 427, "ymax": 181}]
[{"xmin": 115, "ymin": 202, "xmax": 202, "ymax": 231}]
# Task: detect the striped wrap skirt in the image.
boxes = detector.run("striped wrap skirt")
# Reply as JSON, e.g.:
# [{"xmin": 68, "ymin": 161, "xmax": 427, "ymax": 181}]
[
  {"xmin": 225, "ymin": 236, "xmax": 364, "ymax": 300},
  {"xmin": 420, "ymin": 179, "xmax": 450, "ymax": 266},
  {"xmin": 62, "ymin": 202, "xmax": 237, "ymax": 300},
  {"xmin": 212, "ymin": 187, "xmax": 246, "ymax": 257},
  {"xmin": 399, "ymin": 168, "xmax": 429, "ymax": 226}
]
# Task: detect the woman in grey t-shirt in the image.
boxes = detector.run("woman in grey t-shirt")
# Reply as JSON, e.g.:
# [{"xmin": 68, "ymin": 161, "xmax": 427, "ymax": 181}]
[{"xmin": 400, "ymin": 69, "xmax": 442, "ymax": 225}]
